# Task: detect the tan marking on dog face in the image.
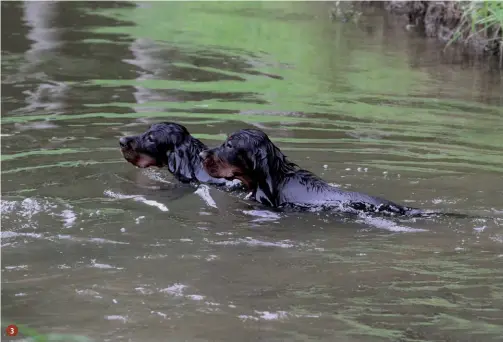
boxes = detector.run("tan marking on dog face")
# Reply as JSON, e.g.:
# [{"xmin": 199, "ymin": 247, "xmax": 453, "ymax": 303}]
[{"xmin": 121, "ymin": 149, "xmax": 158, "ymax": 168}]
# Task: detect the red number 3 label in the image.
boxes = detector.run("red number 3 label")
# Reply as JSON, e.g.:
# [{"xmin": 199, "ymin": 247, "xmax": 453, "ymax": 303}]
[{"xmin": 6, "ymin": 324, "xmax": 18, "ymax": 337}]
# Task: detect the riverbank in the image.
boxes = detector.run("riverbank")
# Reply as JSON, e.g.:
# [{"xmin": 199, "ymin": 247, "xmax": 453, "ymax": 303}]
[{"xmin": 380, "ymin": 1, "xmax": 503, "ymax": 65}]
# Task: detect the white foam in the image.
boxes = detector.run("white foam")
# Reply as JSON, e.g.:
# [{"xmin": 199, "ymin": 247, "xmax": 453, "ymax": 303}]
[
  {"xmin": 1, "ymin": 231, "xmax": 44, "ymax": 239},
  {"xmin": 90, "ymin": 259, "xmax": 123, "ymax": 270},
  {"xmin": 241, "ymin": 237, "xmax": 294, "ymax": 248},
  {"xmin": 104, "ymin": 315, "xmax": 128, "ymax": 323},
  {"xmin": 76, "ymin": 289, "xmax": 101, "ymax": 296},
  {"xmin": 207, "ymin": 237, "xmax": 294, "ymax": 248},
  {"xmin": 134, "ymin": 254, "xmax": 168, "ymax": 260},
  {"xmin": 255, "ymin": 310, "xmax": 289, "ymax": 320},
  {"xmin": 157, "ymin": 285, "xmax": 209, "ymax": 303},
  {"xmin": 205, "ymin": 301, "xmax": 220, "ymax": 306},
  {"xmin": 357, "ymin": 215, "xmax": 427, "ymax": 233},
  {"xmin": 2, "ymin": 198, "xmax": 57, "ymax": 221},
  {"xmin": 61, "ymin": 209, "xmax": 77, "ymax": 228},
  {"xmin": 242, "ymin": 210, "xmax": 281, "ymax": 222},
  {"xmin": 141, "ymin": 199, "xmax": 169, "ymax": 212},
  {"xmin": 205, "ymin": 254, "xmax": 218, "ymax": 261},
  {"xmin": 432, "ymin": 198, "xmax": 458, "ymax": 205},
  {"xmin": 91, "ymin": 263, "xmax": 115, "ymax": 269},
  {"xmin": 474, "ymin": 226, "xmax": 487, "ymax": 233},
  {"xmin": 52, "ymin": 235, "xmax": 129, "ymax": 245},
  {"xmin": 238, "ymin": 315, "xmax": 259, "ymax": 322},
  {"xmin": 135, "ymin": 287, "xmax": 151, "ymax": 295},
  {"xmin": 194, "ymin": 185, "xmax": 218, "ymax": 209},
  {"xmin": 4, "ymin": 265, "xmax": 28, "ymax": 270},
  {"xmin": 89, "ymin": 237, "xmax": 129, "ymax": 244},
  {"xmin": 490, "ymin": 235, "xmax": 503, "ymax": 244},
  {"xmin": 143, "ymin": 169, "xmax": 173, "ymax": 184},
  {"xmin": 215, "ymin": 232, "xmax": 233, "ymax": 236},
  {"xmin": 0, "ymin": 200, "xmax": 17, "ymax": 214},
  {"xmin": 151, "ymin": 311, "xmax": 168, "ymax": 318},
  {"xmin": 104, "ymin": 190, "xmax": 169, "ymax": 212},
  {"xmin": 238, "ymin": 310, "xmax": 320, "ymax": 322},
  {"xmin": 20, "ymin": 198, "xmax": 43, "ymax": 217},
  {"xmin": 159, "ymin": 283, "xmax": 187, "ymax": 297}
]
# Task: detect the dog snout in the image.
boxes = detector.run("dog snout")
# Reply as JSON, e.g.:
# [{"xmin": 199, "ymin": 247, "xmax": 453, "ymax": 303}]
[
  {"xmin": 199, "ymin": 150, "xmax": 210, "ymax": 159},
  {"xmin": 119, "ymin": 137, "xmax": 130, "ymax": 148}
]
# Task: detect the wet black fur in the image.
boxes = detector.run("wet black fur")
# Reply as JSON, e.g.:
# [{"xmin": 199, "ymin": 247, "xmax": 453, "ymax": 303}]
[
  {"xmin": 119, "ymin": 122, "xmax": 240, "ymax": 187},
  {"xmin": 201, "ymin": 129, "xmax": 423, "ymax": 216}
]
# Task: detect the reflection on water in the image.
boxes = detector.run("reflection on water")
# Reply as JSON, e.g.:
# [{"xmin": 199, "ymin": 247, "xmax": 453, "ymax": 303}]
[{"xmin": 1, "ymin": 1, "xmax": 503, "ymax": 341}]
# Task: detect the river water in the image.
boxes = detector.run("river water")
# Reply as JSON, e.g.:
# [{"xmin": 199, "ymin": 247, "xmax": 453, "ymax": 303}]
[{"xmin": 2, "ymin": 2, "xmax": 503, "ymax": 341}]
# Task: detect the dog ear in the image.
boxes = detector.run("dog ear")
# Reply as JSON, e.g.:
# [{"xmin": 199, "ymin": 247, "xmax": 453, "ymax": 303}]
[
  {"xmin": 252, "ymin": 144, "xmax": 267, "ymax": 171},
  {"xmin": 257, "ymin": 141, "xmax": 276, "ymax": 201}
]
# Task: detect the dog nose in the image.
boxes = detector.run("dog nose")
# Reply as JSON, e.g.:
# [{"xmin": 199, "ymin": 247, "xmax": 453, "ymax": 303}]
[
  {"xmin": 199, "ymin": 150, "xmax": 209, "ymax": 159},
  {"xmin": 119, "ymin": 137, "xmax": 129, "ymax": 148}
]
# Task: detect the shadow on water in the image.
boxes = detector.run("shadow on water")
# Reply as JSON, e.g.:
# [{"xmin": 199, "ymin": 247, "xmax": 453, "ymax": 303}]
[{"xmin": 1, "ymin": 1, "xmax": 503, "ymax": 341}]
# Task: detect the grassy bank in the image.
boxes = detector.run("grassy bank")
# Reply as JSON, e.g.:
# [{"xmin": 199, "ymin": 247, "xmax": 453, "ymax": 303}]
[
  {"xmin": 376, "ymin": 1, "xmax": 503, "ymax": 65},
  {"xmin": 447, "ymin": 1, "xmax": 503, "ymax": 58}
]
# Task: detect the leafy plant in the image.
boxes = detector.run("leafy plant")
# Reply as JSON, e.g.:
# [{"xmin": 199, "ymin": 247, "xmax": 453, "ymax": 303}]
[{"xmin": 447, "ymin": 0, "xmax": 503, "ymax": 62}]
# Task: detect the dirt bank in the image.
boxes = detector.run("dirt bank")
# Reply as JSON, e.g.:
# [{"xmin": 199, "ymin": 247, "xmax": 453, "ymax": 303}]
[{"xmin": 378, "ymin": 1, "xmax": 502, "ymax": 63}]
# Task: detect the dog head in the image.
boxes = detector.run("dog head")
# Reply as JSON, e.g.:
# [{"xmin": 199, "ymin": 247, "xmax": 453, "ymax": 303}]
[
  {"xmin": 119, "ymin": 122, "xmax": 193, "ymax": 168},
  {"xmin": 199, "ymin": 129, "xmax": 287, "ymax": 189}
]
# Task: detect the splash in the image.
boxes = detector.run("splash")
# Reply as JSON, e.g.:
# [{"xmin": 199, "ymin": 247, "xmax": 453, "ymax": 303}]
[
  {"xmin": 104, "ymin": 189, "xmax": 169, "ymax": 212},
  {"xmin": 194, "ymin": 184, "xmax": 218, "ymax": 208}
]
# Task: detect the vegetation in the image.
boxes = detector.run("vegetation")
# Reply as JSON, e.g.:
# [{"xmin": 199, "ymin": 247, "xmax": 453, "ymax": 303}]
[
  {"xmin": 447, "ymin": 1, "xmax": 503, "ymax": 63},
  {"xmin": 378, "ymin": 1, "xmax": 503, "ymax": 65}
]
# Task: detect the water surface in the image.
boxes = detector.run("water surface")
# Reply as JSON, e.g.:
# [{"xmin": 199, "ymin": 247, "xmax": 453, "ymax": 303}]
[{"xmin": 2, "ymin": 2, "xmax": 503, "ymax": 341}]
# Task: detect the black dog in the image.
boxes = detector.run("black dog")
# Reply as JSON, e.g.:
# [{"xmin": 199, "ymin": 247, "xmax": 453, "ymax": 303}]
[
  {"xmin": 199, "ymin": 129, "xmax": 423, "ymax": 216},
  {"xmin": 119, "ymin": 122, "xmax": 241, "ymax": 188}
]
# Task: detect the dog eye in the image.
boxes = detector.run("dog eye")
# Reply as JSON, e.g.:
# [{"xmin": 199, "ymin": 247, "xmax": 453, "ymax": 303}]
[
  {"xmin": 147, "ymin": 134, "xmax": 154, "ymax": 142},
  {"xmin": 226, "ymin": 142, "xmax": 233, "ymax": 149}
]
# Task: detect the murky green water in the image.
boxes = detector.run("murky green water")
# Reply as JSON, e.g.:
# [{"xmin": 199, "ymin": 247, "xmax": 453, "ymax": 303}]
[{"xmin": 2, "ymin": 2, "xmax": 503, "ymax": 341}]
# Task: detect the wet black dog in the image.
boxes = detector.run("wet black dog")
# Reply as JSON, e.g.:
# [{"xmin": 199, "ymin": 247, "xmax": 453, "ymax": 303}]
[
  {"xmin": 199, "ymin": 128, "xmax": 423, "ymax": 216},
  {"xmin": 119, "ymin": 122, "xmax": 241, "ymax": 188}
]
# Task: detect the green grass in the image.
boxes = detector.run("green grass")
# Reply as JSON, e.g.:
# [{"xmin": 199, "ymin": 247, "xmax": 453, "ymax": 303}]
[{"xmin": 447, "ymin": 1, "xmax": 503, "ymax": 63}]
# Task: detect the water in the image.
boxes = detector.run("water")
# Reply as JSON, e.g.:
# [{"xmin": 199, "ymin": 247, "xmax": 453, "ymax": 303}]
[{"xmin": 2, "ymin": 2, "xmax": 503, "ymax": 341}]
